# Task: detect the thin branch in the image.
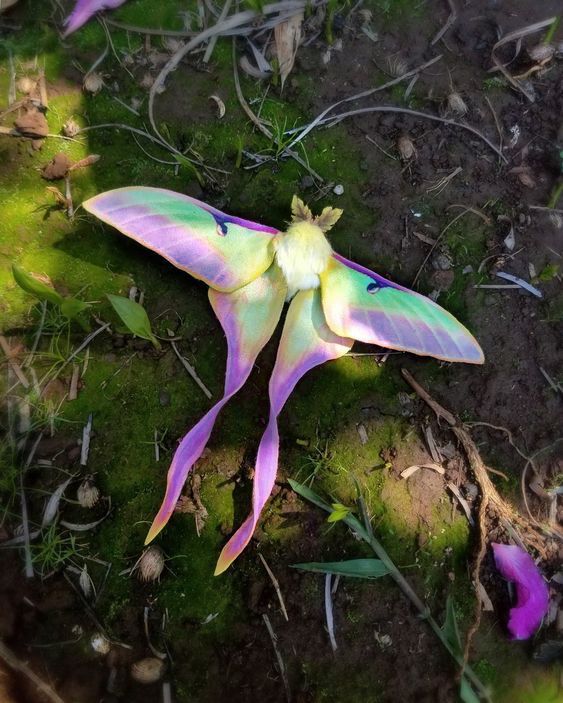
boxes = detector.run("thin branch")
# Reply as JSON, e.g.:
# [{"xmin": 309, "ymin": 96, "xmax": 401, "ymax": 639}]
[
  {"xmin": 262, "ymin": 614, "xmax": 291, "ymax": 703},
  {"xmin": 0, "ymin": 641, "xmax": 66, "ymax": 703},
  {"xmin": 431, "ymin": 0, "xmax": 457, "ymax": 46},
  {"xmin": 259, "ymin": 553, "xmax": 289, "ymax": 621}
]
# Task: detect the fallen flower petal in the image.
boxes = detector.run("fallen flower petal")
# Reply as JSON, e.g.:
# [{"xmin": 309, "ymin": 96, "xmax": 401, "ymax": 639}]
[
  {"xmin": 63, "ymin": 0, "xmax": 128, "ymax": 38},
  {"xmin": 492, "ymin": 542, "xmax": 549, "ymax": 640}
]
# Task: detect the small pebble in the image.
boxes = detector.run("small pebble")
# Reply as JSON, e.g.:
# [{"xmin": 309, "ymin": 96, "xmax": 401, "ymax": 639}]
[
  {"xmin": 159, "ymin": 390, "xmax": 171, "ymax": 406},
  {"xmin": 333, "ymin": 184, "xmax": 344, "ymax": 196}
]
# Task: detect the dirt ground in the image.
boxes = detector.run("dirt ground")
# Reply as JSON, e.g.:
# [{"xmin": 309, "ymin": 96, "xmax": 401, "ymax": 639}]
[{"xmin": 0, "ymin": 1, "xmax": 562, "ymax": 702}]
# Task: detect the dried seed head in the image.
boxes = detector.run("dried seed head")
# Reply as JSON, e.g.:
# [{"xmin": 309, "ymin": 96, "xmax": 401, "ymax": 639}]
[
  {"xmin": 83, "ymin": 72, "xmax": 103, "ymax": 94},
  {"xmin": 130, "ymin": 657, "xmax": 166, "ymax": 684},
  {"xmin": 397, "ymin": 134, "xmax": 416, "ymax": 161},
  {"xmin": 527, "ymin": 43, "xmax": 555, "ymax": 63},
  {"xmin": 447, "ymin": 91, "xmax": 468, "ymax": 116},
  {"xmin": 17, "ymin": 76, "xmax": 35, "ymax": 95},
  {"xmin": 63, "ymin": 118, "xmax": 80, "ymax": 137},
  {"xmin": 136, "ymin": 546, "xmax": 165, "ymax": 583},
  {"xmin": 387, "ymin": 55, "xmax": 408, "ymax": 78},
  {"xmin": 77, "ymin": 476, "xmax": 100, "ymax": 508},
  {"xmin": 90, "ymin": 633, "xmax": 111, "ymax": 655},
  {"xmin": 162, "ymin": 36, "xmax": 182, "ymax": 53},
  {"xmin": 79, "ymin": 564, "xmax": 94, "ymax": 598}
]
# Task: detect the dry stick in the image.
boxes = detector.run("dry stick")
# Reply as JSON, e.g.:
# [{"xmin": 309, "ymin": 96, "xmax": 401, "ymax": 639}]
[
  {"xmin": 320, "ymin": 106, "xmax": 507, "ymax": 164},
  {"xmin": 287, "ymin": 54, "xmax": 443, "ymax": 151},
  {"xmin": 169, "ymin": 339, "xmax": 212, "ymax": 399},
  {"xmin": 431, "ymin": 0, "xmax": 457, "ymax": 46},
  {"xmin": 262, "ymin": 614, "xmax": 291, "ymax": 703},
  {"xmin": 203, "ymin": 0, "xmax": 232, "ymax": 63},
  {"xmin": 75, "ymin": 124, "xmax": 228, "ymax": 174},
  {"xmin": 399, "ymin": 368, "xmax": 560, "ymax": 666},
  {"xmin": 38, "ymin": 322, "xmax": 111, "ymax": 392},
  {"xmin": 148, "ymin": 0, "xmax": 327, "ymax": 158},
  {"xmin": 259, "ymin": 553, "xmax": 289, "ymax": 621},
  {"xmin": 0, "ymin": 335, "xmax": 30, "ymax": 388},
  {"xmin": 232, "ymin": 40, "xmax": 323, "ymax": 183},
  {"xmin": 0, "ymin": 641, "xmax": 66, "ymax": 703},
  {"xmin": 484, "ymin": 96, "xmax": 503, "ymax": 157},
  {"xmin": 412, "ymin": 208, "xmax": 482, "ymax": 288},
  {"xmin": 490, "ymin": 17, "xmax": 556, "ymax": 102}
]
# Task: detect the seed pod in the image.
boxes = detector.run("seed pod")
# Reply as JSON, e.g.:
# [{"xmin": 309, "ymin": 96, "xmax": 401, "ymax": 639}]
[
  {"xmin": 397, "ymin": 134, "xmax": 416, "ymax": 161},
  {"xmin": 387, "ymin": 56, "xmax": 408, "ymax": 78},
  {"xmin": 17, "ymin": 76, "xmax": 35, "ymax": 95},
  {"xmin": 136, "ymin": 546, "xmax": 165, "ymax": 583},
  {"xmin": 83, "ymin": 72, "xmax": 103, "ymax": 94},
  {"xmin": 130, "ymin": 657, "xmax": 165, "ymax": 684},
  {"xmin": 91, "ymin": 633, "xmax": 111, "ymax": 655},
  {"xmin": 77, "ymin": 476, "xmax": 100, "ymax": 508},
  {"xmin": 79, "ymin": 564, "xmax": 94, "ymax": 598},
  {"xmin": 63, "ymin": 118, "xmax": 80, "ymax": 137},
  {"xmin": 527, "ymin": 43, "xmax": 555, "ymax": 63},
  {"xmin": 447, "ymin": 92, "xmax": 468, "ymax": 116}
]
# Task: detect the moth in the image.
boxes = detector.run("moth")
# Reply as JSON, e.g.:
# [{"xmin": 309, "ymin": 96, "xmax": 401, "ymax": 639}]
[{"xmin": 83, "ymin": 187, "xmax": 483, "ymax": 574}]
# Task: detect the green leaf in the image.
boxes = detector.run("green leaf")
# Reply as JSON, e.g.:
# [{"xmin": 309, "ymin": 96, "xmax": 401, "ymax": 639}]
[
  {"xmin": 327, "ymin": 504, "xmax": 351, "ymax": 523},
  {"xmin": 292, "ymin": 558, "xmax": 390, "ymax": 579},
  {"xmin": 459, "ymin": 677, "xmax": 481, "ymax": 703},
  {"xmin": 107, "ymin": 294, "xmax": 160, "ymax": 349},
  {"xmin": 288, "ymin": 479, "xmax": 332, "ymax": 513},
  {"xmin": 12, "ymin": 265, "xmax": 63, "ymax": 305},
  {"xmin": 538, "ymin": 263, "xmax": 560, "ymax": 282},
  {"xmin": 441, "ymin": 595, "xmax": 462, "ymax": 657},
  {"xmin": 60, "ymin": 297, "xmax": 90, "ymax": 319}
]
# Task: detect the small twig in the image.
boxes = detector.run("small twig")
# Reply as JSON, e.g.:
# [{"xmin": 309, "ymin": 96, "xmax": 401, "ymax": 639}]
[
  {"xmin": 412, "ymin": 207, "xmax": 487, "ymax": 288},
  {"xmin": 258, "ymin": 553, "xmax": 289, "ymax": 621},
  {"xmin": 0, "ymin": 335, "xmax": 30, "ymax": 388},
  {"xmin": 484, "ymin": 96, "xmax": 503, "ymax": 157},
  {"xmin": 203, "ymin": 0, "xmax": 232, "ymax": 63},
  {"xmin": 80, "ymin": 414, "xmax": 93, "ymax": 466},
  {"xmin": 447, "ymin": 482, "xmax": 475, "ymax": 526},
  {"xmin": 431, "ymin": 0, "xmax": 457, "ymax": 46},
  {"xmin": 39, "ymin": 322, "xmax": 111, "ymax": 390},
  {"xmin": 232, "ymin": 39, "xmax": 323, "ymax": 182},
  {"xmin": 287, "ymin": 55, "xmax": 443, "ymax": 150},
  {"xmin": 169, "ymin": 339, "xmax": 212, "ymax": 399},
  {"xmin": 319, "ymin": 106, "xmax": 506, "ymax": 164},
  {"xmin": 262, "ymin": 614, "xmax": 291, "ymax": 703},
  {"xmin": 324, "ymin": 573, "xmax": 337, "ymax": 652},
  {"xmin": 0, "ymin": 641, "xmax": 66, "ymax": 703},
  {"xmin": 490, "ymin": 17, "xmax": 556, "ymax": 102}
]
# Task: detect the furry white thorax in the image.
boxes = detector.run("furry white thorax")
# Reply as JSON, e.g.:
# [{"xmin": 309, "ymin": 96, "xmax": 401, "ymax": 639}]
[{"xmin": 274, "ymin": 220, "xmax": 333, "ymax": 299}]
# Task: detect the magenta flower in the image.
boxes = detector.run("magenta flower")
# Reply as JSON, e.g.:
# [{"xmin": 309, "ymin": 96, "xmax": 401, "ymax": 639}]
[
  {"xmin": 492, "ymin": 543, "xmax": 549, "ymax": 640},
  {"xmin": 83, "ymin": 187, "xmax": 483, "ymax": 573},
  {"xmin": 62, "ymin": 0, "xmax": 128, "ymax": 37}
]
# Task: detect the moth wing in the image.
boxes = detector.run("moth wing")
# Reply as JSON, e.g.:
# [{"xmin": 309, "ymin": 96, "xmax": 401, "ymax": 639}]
[
  {"xmin": 83, "ymin": 186, "xmax": 278, "ymax": 292},
  {"xmin": 321, "ymin": 254, "xmax": 484, "ymax": 364}
]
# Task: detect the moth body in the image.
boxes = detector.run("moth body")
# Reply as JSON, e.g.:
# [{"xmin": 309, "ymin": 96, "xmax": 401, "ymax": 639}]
[{"xmin": 275, "ymin": 220, "xmax": 333, "ymax": 299}]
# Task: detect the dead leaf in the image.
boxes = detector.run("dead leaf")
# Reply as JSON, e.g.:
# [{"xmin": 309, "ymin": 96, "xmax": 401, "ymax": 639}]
[
  {"xmin": 400, "ymin": 463, "xmax": 445, "ymax": 479},
  {"xmin": 208, "ymin": 94, "xmax": 226, "ymax": 119},
  {"xmin": 274, "ymin": 12, "xmax": 303, "ymax": 90}
]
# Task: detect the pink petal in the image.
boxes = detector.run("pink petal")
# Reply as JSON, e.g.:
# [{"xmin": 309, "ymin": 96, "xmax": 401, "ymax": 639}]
[
  {"xmin": 63, "ymin": 0, "xmax": 128, "ymax": 37},
  {"xmin": 492, "ymin": 543, "xmax": 549, "ymax": 640}
]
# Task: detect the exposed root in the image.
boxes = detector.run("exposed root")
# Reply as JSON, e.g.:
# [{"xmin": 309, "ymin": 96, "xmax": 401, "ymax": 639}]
[{"xmin": 400, "ymin": 368, "xmax": 559, "ymax": 665}]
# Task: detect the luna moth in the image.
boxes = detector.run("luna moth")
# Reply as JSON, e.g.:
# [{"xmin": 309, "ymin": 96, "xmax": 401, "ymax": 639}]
[{"xmin": 83, "ymin": 187, "xmax": 483, "ymax": 574}]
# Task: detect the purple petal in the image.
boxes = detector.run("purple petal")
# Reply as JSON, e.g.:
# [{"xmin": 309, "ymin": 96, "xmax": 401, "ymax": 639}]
[
  {"xmin": 215, "ymin": 288, "xmax": 353, "ymax": 574},
  {"xmin": 145, "ymin": 266, "xmax": 285, "ymax": 543},
  {"xmin": 492, "ymin": 543, "xmax": 549, "ymax": 640},
  {"xmin": 63, "ymin": 0, "xmax": 129, "ymax": 37}
]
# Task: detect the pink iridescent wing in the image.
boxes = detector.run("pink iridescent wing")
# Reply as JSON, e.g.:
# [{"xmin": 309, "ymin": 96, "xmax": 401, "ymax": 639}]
[
  {"xmin": 321, "ymin": 254, "xmax": 484, "ymax": 364},
  {"xmin": 145, "ymin": 266, "xmax": 286, "ymax": 543},
  {"xmin": 83, "ymin": 187, "xmax": 278, "ymax": 292},
  {"xmin": 215, "ymin": 288, "xmax": 353, "ymax": 574}
]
